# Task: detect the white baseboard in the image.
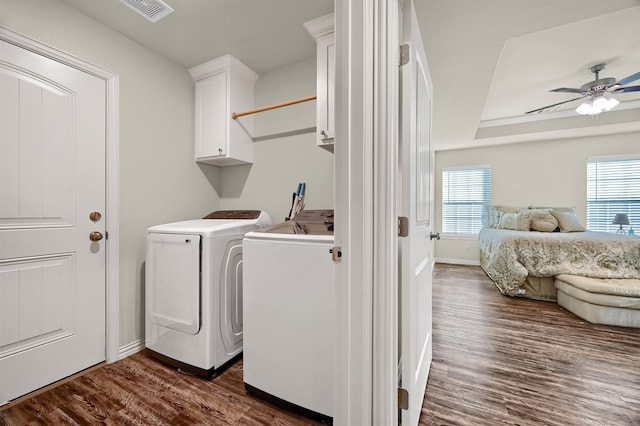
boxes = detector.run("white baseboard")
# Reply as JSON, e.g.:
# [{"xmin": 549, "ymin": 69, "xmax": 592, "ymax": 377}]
[
  {"xmin": 118, "ymin": 339, "xmax": 145, "ymax": 360},
  {"xmin": 435, "ymin": 258, "xmax": 481, "ymax": 267}
]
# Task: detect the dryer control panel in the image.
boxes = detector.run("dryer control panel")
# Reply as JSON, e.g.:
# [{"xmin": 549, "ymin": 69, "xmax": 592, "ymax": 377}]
[{"xmin": 203, "ymin": 210, "xmax": 262, "ymax": 220}]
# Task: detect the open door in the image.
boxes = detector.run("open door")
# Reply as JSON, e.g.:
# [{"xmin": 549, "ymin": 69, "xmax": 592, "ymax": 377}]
[{"xmin": 399, "ymin": 0, "xmax": 434, "ymax": 424}]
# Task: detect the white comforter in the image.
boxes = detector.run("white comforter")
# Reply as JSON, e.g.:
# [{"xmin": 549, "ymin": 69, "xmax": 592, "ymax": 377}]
[{"xmin": 478, "ymin": 228, "xmax": 640, "ymax": 297}]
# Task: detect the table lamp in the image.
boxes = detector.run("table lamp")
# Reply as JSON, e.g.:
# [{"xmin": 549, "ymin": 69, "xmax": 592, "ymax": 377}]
[{"xmin": 612, "ymin": 213, "xmax": 630, "ymax": 234}]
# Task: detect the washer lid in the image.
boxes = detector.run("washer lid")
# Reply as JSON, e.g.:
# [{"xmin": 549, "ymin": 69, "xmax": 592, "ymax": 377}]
[
  {"xmin": 255, "ymin": 221, "xmax": 334, "ymax": 236},
  {"xmin": 244, "ymin": 230, "xmax": 334, "ymax": 243},
  {"xmin": 147, "ymin": 210, "xmax": 270, "ymax": 237}
]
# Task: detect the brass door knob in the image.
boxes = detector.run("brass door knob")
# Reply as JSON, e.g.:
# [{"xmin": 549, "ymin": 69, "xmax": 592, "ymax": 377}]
[
  {"xmin": 90, "ymin": 231, "xmax": 104, "ymax": 242},
  {"xmin": 89, "ymin": 211, "xmax": 102, "ymax": 222}
]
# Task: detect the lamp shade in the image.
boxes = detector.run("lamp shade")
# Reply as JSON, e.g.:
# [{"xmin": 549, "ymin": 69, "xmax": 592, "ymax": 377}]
[
  {"xmin": 576, "ymin": 98, "xmax": 594, "ymax": 115},
  {"xmin": 576, "ymin": 94, "xmax": 620, "ymax": 115},
  {"xmin": 612, "ymin": 213, "xmax": 630, "ymax": 226}
]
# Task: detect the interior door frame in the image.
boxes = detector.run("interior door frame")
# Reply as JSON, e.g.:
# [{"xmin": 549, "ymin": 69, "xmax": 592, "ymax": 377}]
[
  {"xmin": 333, "ymin": 0, "xmax": 400, "ymax": 424},
  {"xmin": 0, "ymin": 26, "xmax": 120, "ymax": 364},
  {"xmin": 333, "ymin": 1, "xmax": 374, "ymax": 424},
  {"xmin": 372, "ymin": 1, "xmax": 401, "ymax": 425}
]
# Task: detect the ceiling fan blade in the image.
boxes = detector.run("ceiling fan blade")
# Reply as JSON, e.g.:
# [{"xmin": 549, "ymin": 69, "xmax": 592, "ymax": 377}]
[
  {"xmin": 549, "ymin": 87, "xmax": 583, "ymax": 94},
  {"xmin": 613, "ymin": 85, "xmax": 640, "ymax": 93},
  {"xmin": 525, "ymin": 95, "xmax": 586, "ymax": 115},
  {"xmin": 616, "ymin": 71, "xmax": 640, "ymax": 87}
]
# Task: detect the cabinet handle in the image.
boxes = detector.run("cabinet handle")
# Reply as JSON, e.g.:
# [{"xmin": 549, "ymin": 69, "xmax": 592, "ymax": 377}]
[{"xmin": 218, "ymin": 148, "xmax": 223, "ymax": 155}]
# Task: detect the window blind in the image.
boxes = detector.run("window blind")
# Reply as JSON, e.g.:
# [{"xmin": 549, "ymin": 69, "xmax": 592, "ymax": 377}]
[
  {"xmin": 587, "ymin": 156, "xmax": 640, "ymax": 232},
  {"xmin": 442, "ymin": 166, "xmax": 491, "ymax": 234}
]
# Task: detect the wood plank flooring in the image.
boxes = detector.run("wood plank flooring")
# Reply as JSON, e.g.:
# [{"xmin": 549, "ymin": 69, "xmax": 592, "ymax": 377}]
[
  {"xmin": 421, "ymin": 263, "xmax": 640, "ymax": 426},
  {"xmin": 2, "ymin": 263, "xmax": 640, "ymax": 425},
  {"xmin": 0, "ymin": 351, "xmax": 324, "ymax": 426}
]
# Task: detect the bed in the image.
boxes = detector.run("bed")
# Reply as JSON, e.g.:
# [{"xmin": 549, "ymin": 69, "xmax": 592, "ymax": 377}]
[{"xmin": 478, "ymin": 206, "xmax": 640, "ymax": 301}]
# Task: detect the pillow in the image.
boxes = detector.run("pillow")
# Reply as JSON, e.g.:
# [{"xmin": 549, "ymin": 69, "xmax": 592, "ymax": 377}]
[
  {"xmin": 550, "ymin": 210, "xmax": 585, "ymax": 232},
  {"xmin": 519, "ymin": 208, "xmax": 559, "ymax": 232},
  {"xmin": 498, "ymin": 213, "xmax": 530, "ymax": 231},
  {"xmin": 483, "ymin": 205, "xmax": 499, "ymax": 228},
  {"xmin": 484, "ymin": 205, "xmax": 522, "ymax": 228},
  {"xmin": 530, "ymin": 206, "xmax": 576, "ymax": 214}
]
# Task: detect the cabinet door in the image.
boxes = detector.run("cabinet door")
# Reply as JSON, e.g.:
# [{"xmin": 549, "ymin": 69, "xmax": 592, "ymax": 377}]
[
  {"xmin": 316, "ymin": 33, "xmax": 335, "ymax": 151},
  {"xmin": 194, "ymin": 71, "xmax": 228, "ymax": 160}
]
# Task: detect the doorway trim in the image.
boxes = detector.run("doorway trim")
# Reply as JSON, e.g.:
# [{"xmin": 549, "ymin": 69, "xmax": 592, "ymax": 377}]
[
  {"xmin": 334, "ymin": 1, "xmax": 403, "ymax": 423},
  {"xmin": 0, "ymin": 26, "xmax": 120, "ymax": 363},
  {"xmin": 371, "ymin": 1, "xmax": 400, "ymax": 424}
]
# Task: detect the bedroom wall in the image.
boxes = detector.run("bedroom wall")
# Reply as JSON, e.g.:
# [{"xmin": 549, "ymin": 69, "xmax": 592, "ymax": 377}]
[
  {"xmin": 218, "ymin": 57, "xmax": 334, "ymax": 221},
  {"xmin": 1, "ymin": 0, "xmax": 221, "ymax": 349},
  {"xmin": 434, "ymin": 131, "xmax": 640, "ymax": 264}
]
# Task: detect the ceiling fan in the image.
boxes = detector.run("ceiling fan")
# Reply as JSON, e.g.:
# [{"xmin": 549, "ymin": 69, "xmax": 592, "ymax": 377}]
[{"xmin": 525, "ymin": 63, "xmax": 640, "ymax": 115}]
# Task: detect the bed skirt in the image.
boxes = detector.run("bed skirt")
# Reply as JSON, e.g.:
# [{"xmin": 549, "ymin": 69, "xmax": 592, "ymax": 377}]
[
  {"xmin": 521, "ymin": 275, "xmax": 557, "ymax": 302},
  {"xmin": 480, "ymin": 252, "xmax": 557, "ymax": 301}
]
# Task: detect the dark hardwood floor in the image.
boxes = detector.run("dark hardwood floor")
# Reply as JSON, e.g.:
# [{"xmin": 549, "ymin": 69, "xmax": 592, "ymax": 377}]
[
  {"xmin": 0, "ymin": 350, "xmax": 324, "ymax": 425},
  {"xmin": 422, "ymin": 264, "xmax": 640, "ymax": 426},
  {"xmin": 2, "ymin": 264, "xmax": 640, "ymax": 425}
]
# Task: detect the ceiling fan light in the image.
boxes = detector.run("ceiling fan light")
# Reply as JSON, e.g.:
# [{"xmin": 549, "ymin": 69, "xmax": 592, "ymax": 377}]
[
  {"xmin": 576, "ymin": 99, "xmax": 594, "ymax": 115},
  {"xmin": 576, "ymin": 95, "xmax": 619, "ymax": 115},
  {"xmin": 603, "ymin": 96, "xmax": 619, "ymax": 111},
  {"xmin": 592, "ymin": 95, "xmax": 608, "ymax": 111}
]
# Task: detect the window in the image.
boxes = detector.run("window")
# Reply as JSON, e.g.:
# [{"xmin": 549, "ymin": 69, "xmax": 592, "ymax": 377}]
[
  {"xmin": 587, "ymin": 156, "xmax": 640, "ymax": 232},
  {"xmin": 442, "ymin": 166, "xmax": 491, "ymax": 234}
]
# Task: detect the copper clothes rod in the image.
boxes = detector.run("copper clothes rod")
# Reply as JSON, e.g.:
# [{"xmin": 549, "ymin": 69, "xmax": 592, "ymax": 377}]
[{"xmin": 232, "ymin": 95, "xmax": 316, "ymax": 120}]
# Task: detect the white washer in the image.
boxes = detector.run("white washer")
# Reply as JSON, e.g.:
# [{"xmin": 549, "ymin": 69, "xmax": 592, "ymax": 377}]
[
  {"xmin": 145, "ymin": 210, "xmax": 270, "ymax": 377},
  {"xmin": 242, "ymin": 210, "xmax": 334, "ymax": 420}
]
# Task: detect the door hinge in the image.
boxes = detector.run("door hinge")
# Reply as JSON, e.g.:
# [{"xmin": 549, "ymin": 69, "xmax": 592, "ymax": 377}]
[
  {"xmin": 398, "ymin": 387, "xmax": 409, "ymax": 410},
  {"xmin": 398, "ymin": 216, "xmax": 409, "ymax": 237},
  {"xmin": 399, "ymin": 44, "xmax": 410, "ymax": 66},
  {"xmin": 329, "ymin": 247, "xmax": 342, "ymax": 263}
]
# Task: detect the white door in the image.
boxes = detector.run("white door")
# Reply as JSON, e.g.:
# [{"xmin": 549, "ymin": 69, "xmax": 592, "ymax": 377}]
[
  {"xmin": 399, "ymin": 0, "xmax": 434, "ymax": 424},
  {"xmin": 0, "ymin": 39, "xmax": 106, "ymax": 404}
]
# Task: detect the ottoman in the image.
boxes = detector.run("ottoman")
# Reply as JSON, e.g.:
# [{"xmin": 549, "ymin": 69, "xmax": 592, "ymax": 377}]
[{"xmin": 554, "ymin": 274, "xmax": 640, "ymax": 328}]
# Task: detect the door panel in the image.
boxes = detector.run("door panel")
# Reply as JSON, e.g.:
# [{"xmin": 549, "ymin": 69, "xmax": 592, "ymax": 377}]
[
  {"xmin": 0, "ymin": 39, "xmax": 106, "ymax": 404},
  {"xmin": 0, "ymin": 70, "xmax": 72, "ymax": 227},
  {"xmin": 0, "ymin": 255, "xmax": 72, "ymax": 352},
  {"xmin": 146, "ymin": 233, "xmax": 201, "ymax": 335},
  {"xmin": 400, "ymin": 1, "xmax": 433, "ymax": 425}
]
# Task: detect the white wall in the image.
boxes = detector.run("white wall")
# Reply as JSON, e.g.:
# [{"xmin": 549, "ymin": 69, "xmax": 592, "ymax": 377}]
[
  {"xmin": 434, "ymin": 131, "xmax": 640, "ymax": 264},
  {"xmin": 1, "ymin": 0, "xmax": 221, "ymax": 348},
  {"xmin": 218, "ymin": 57, "xmax": 334, "ymax": 221},
  {"xmin": 1, "ymin": 0, "xmax": 334, "ymax": 351}
]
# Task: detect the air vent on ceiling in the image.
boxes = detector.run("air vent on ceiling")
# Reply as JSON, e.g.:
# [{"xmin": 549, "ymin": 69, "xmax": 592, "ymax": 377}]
[{"xmin": 119, "ymin": 0, "xmax": 174, "ymax": 23}]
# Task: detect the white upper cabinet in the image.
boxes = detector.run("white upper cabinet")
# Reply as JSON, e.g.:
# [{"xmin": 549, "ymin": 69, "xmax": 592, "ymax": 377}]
[
  {"xmin": 189, "ymin": 55, "xmax": 258, "ymax": 166},
  {"xmin": 304, "ymin": 13, "xmax": 335, "ymax": 153}
]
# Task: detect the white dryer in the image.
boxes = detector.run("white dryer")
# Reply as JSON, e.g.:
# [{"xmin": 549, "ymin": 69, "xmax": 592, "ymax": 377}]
[
  {"xmin": 145, "ymin": 210, "xmax": 270, "ymax": 377},
  {"xmin": 242, "ymin": 210, "xmax": 334, "ymax": 420}
]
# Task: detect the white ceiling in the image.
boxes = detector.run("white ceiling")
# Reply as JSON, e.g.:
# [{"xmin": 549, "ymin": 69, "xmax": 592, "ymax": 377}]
[
  {"xmin": 61, "ymin": 0, "xmax": 640, "ymax": 151},
  {"xmin": 59, "ymin": 0, "xmax": 334, "ymax": 74},
  {"xmin": 415, "ymin": 0, "xmax": 640, "ymax": 149}
]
